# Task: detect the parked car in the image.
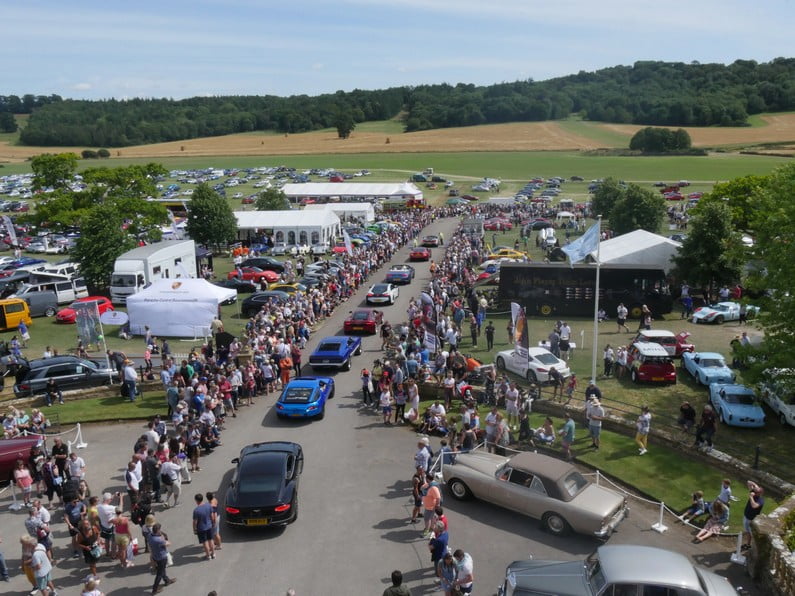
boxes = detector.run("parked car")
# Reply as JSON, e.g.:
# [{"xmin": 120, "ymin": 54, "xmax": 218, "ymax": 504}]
[
  {"xmin": 224, "ymin": 441, "xmax": 303, "ymax": 527},
  {"xmin": 682, "ymin": 352, "xmax": 735, "ymax": 386},
  {"xmin": 13, "ymin": 355, "xmax": 119, "ymax": 398},
  {"xmin": 0, "ymin": 434, "xmax": 46, "ymax": 482},
  {"xmin": 442, "ymin": 449, "xmax": 628, "ymax": 537},
  {"xmin": 498, "ymin": 544, "xmax": 740, "ymax": 596},
  {"xmin": 212, "ymin": 278, "xmax": 258, "ymax": 294},
  {"xmin": 365, "ymin": 283, "xmax": 399, "ymax": 306},
  {"xmin": 227, "ymin": 267, "xmax": 280, "ymax": 284},
  {"xmin": 709, "ymin": 383, "xmax": 766, "ymax": 428},
  {"xmin": 495, "ymin": 347, "xmax": 570, "ymax": 384},
  {"xmin": 484, "ymin": 218, "xmax": 513, "ymax": 231},
  {"xmin": 421, "ymin": 235, "xmax": 440, "ymax": 247},
  {"xmin": 310, "ymin": 243, "xmax": 329, "ymax": 256},
  {"xmin": 22, "ymin": 290, "xmax": 58, "ymax": 317},
  {"xmin": 691, "ymin": 302, "xmax": 759, "ymax": 324},
  {"xmin": 487, "ymin": 249, "xmax": 526, "ymax": 260},
  {"xmin": 268, "ymin": 283, "xmax": 306, "ymax": 295},
  {"xmin": 240, "ymin": 257, "xmax": 285, "ymax": 274},
  {"xmin": 409, "ymin": 247, "xmax": 431, "ymax": 261},
  {"xmin": 275, "ymin": 376, "xmax": 335, "ymax": 420},
  {"xmin": 758, "ymin": 368, "xmax": 795, "ymax": 427},
  {"xmin": 56, "ymin": 296, "xmax": 114, "ymax": 324},
  {"xmin": 626, "ymin": 342, "xmax": 677, "ymax": 384},
  {"xmin": 241, "ymin": 291, "xmax": 291, "ymax": 317},
  {"xmin": 523, "ymin": 218, "xmax": 553, "ymax": 230},
  {"xmin": 633, "ymin": 329, "xmax": 694, "ymax": 357},
  {"xmin": 343, "ymin": 309, "xmax": 379, "ymax": 335},
  {"xmin": 384, "ymin": 264, "xmax": 415, "ymax": 285},
  {"xmin": 308, "ymin": 336, "xmax": 362, "ymax": 371}
]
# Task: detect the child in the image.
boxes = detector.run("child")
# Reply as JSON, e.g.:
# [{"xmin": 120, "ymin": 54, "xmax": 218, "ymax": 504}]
[
  {"xmin": 564, "ymin": 374, "xmax": 577, "ymax": 404},
  {"xmin": 679, "ymin": 490, "xmax": 705, "ymax": 523}
]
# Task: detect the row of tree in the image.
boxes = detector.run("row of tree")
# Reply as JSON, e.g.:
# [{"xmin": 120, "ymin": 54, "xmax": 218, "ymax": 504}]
[{"xmin": 12, "ymin": 59, "xmax": 795, "ymax": 146}]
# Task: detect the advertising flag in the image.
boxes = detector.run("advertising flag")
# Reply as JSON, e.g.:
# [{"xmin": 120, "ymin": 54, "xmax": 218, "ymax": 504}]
[
  {"xmin": 2, "ymin": 216, "xmax": 17, "ymax": 246},
  {"xmin": 74, "ymin": 300, "xmax": 103, "ymax": 349},
  {"xmin": 511, "ymin": 302, "xmax": 529, "ymax": 369},
  {"xmin": 342, "ymin": 229, "xmax": 354, "ymax": 256},
  {"xmin": 561, "ymin": 221, "xmax": 601, "ymax": 267}
]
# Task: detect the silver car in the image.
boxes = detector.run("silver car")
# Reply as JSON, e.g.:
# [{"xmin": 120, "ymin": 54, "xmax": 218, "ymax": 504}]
[
  {"xmin": 442, "ymin": 449, "xmax": 627, "ymax": 537},
  {"xmin": 499, "ymin": 544, "xmax": 739, "ymax": 595}
]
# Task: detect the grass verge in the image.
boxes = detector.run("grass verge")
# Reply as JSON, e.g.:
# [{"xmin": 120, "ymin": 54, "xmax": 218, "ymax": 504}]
[{"xmin": 46, "ymin": 388, "xmax": 163, "ymax": 426}]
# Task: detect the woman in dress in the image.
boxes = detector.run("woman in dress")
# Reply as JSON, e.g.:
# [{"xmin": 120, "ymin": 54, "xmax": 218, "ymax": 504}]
[
  {"xmin": 112, "ymin": 509, "xmax": 135, "ymax": 568},
  {"xmin": 77, "ymin": 518, "xmax": 102, "ymax": 577},
  {"xmin": 13, "ymin": 458, "xmax": 34, "ymax": 506},
  {"xmin": 695, "ymin": 500, "xmax": 729, "ymax": 543},
  {"xmin": 437, "ymin": 551, "xmax": 458, "ymax": 596}
]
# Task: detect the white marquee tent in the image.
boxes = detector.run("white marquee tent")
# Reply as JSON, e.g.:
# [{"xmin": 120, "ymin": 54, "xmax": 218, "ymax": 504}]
[
  {"xmin": 233, "ymin": 209, "xmax": 341, "ymax": 246},
  {"xmin": 588, "ymin": 229, "xmax": 682, "ymax": 273},
  {"xmin": 282, "ymin": 182, "xmax": 423, "ymax": 202},
  {"xmin": 303, "ymin": 202, "xmax": 376, "ymax": 223},
  {"xmin": 126, "ymin": 278, "xmax": 236, "ymax": 338}
]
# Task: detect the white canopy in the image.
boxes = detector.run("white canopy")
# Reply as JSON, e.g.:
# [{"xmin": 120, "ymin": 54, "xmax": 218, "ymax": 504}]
[
  {"xmin": 126, "ymin": 278, "xmax": 235, "ymax": 338},
  {"xmin": 303, "ymin": 202, "xmax": 375, "ymax": 222},
  {"xmin": 282, "ymin": 182, "xmax": 423, "ymax": 200},
  {"xmin": 589, "ymin": 229, "xmax": 681, "ymax": 273}
]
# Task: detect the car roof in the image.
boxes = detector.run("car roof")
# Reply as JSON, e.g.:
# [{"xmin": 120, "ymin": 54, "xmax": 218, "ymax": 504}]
[
  {"xmin": 597, "ymin": 545, "xmax": 702, "ymax": 589},
  {"xmin": 239, "ymin": 440, "xmax": 301, "ymax": 458},
  {"xmin": 715, "ymin": 383, "xmax": 754, "ymax": 394},
  {"xmin": 286, "ymin": 376, "xmax": 332, "ymax": 388},
  {"xmin": 527, "ymin": 347, "xmax": 556, "ymax": 357},
  {"xmin": 27, "ymin": 355, "xmax": 88, "ymax": 369},
  {"xmin": 632, "ymin": 342, "xmax": 671, "ymax": 357},
  {"xmin": 637, "ymin": 329, "xmax": 675, "ymax": 338},
  {"xmin": 389, "ymin": 265, "xmax": 411, "ymax": 270},
  {"xmin": 693, "ymin": 352, "xmax": 724, "ymax": 359},
  {"xmin": 317, "ymin": 336, "xmax": 350, "ymax": 343},
  {"xmin": 509, "ymin": 451, "xmax": 573, "ymax": 480}
]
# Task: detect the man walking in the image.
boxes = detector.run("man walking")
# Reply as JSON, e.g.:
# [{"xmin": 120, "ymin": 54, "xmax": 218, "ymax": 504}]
[
  {"xmin": 485, "ymin": 321, "xmax": 495, "ymax": 350},
  {"xmin": 559, "ymin": 411, "xmax": 575, "ymax": 461},
  {"xmin": 588, "ymin": 398, "xmax": 604, "ymax": 450},
  {"xmin": 123, "ymin": 359, "xmax": 139, "ymax": 402},
  {"xmin": 149, "ymin": 523, "xmax": 176, "ymax": 594},
  {"xmin": 616, "ymin": 303, "xmax": 629, "ymax": 333},
  {"xmin": 453, "ymin": 549, "xmax": 474, "ymax": 595},
  {"xmin": 192, "ymin": 493, "xmax": 216, "ymax": 560},
  {"xmin": 741, "ymin": 481, "xmax": 765, "ymax": 552},
  {"xmin": 635, "ymin": 405, "xmax": 651, "ymax": 455}
]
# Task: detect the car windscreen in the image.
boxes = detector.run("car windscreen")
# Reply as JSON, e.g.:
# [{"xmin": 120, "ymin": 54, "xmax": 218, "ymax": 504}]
[
  {"xmin": 317, "ymin": 342, "xmax": 342, "ymax": 352},
  {"xmin": 723, "ymin": 392, "xmax": 755, "ymax": 405},
  {"xmin": 238, "ymin": 473, "xmax": 283, "ymax": 495},
  {"xmin": 700, "ymin": 358, "xmax": 724, "ymax": 368},
  {"xmin": 352, "ymin": 312, "xmax": 370, "ymax": 321},
  {"xmin": 371, "ymin": 285, "xmax": 389, "ymax": 293},
  {"xmin": 560, "ymin": 471, "xmax": 588, "ymax": 499},
  {"xmin": 282, "ymin": 387, "xmax": 315, "ymax": 403}
]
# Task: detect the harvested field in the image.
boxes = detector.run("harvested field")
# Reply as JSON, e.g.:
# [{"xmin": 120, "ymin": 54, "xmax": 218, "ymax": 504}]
[{"xmin": 2, "ymin": 113, "xmax": 795, "ymax": 164}]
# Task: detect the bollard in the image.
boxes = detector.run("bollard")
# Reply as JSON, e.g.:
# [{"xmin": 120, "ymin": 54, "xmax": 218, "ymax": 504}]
[
  {"xmin": 595, "ymin": 470, "xmax": 601, "ymax": 486},
  {"xmin": 651, "ymin": 501, "xmax": 668, "ymax": 533},
  {"xmin": 730, "ymin": 532, "xmax": 747, "ymax": 565}
]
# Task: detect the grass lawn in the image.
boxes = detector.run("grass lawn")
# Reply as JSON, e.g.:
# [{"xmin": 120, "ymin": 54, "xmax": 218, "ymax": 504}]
[{"xmin": 47, "ymin": 388, "xmax": 163, "ymax": 426}]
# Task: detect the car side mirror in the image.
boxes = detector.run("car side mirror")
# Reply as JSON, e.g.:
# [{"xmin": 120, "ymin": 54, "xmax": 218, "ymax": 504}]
[{"xmin": 231, "ymin": 458, "xmax": 239, "ymax": 464}]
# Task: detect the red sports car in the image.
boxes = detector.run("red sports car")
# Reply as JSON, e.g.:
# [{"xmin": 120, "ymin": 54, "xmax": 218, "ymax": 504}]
[
  {"xmin": 56, "ymin": 296, "xmax": 114, "ymax": 324},
  {"xmin": 227, "ymin": 267, "xmax": 280, "ymax": 284},
  {"xmin": 484, "ymin": 218, "xmax": 513, "ymax": 231},
  {"xmin": 344, "ymin": 309, "xmax": 379, "ymax": 334},
  {"xmin": 409, "ymin": 247, "xmax": 431, "ymax": 261}
]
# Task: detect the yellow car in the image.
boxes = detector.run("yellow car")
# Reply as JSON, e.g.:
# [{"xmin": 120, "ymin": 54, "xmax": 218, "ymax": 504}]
[
  {"xmin": 268, "ymin": 283, "xmax": 307, "ymax": 294},
  {"xmin": 487, "ymin": 248, "xmax": 527, "ymax": 260}
]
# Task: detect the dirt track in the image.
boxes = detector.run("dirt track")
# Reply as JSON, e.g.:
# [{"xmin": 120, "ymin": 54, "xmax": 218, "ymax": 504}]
[{"xmin": 2, "ymin": 114, "xmax": 795, "ymax": 163}]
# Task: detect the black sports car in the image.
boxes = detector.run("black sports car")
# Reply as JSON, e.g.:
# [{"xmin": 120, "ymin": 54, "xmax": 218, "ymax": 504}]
[
  {"xmin": 224, "ymin": 441, "xmax": 303, "ymax": 527},
  {"xmin": 213, "ymin": 278, "xmax": 258, "ymax": 294}
]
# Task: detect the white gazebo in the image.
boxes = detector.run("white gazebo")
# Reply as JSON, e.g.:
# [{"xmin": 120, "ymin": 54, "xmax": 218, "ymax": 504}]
[
  {"xmin": 303, "ymin": 202, "xmax": 376, "ymax": 223},
  {"xmin": 233, "ymin": 210, "xmax": 341, "ymax": 246}
]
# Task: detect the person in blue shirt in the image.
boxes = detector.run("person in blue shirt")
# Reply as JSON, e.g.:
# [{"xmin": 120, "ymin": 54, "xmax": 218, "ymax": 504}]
[
  {"xmin": 428, "ymin": 521, "xmax": 448, "ymax": 569},
  {"xmin": 192, "ymin": 493, "xmax": 216, "ymax": 560}
]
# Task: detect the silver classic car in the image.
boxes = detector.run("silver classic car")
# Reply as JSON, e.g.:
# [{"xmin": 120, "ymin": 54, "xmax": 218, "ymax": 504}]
[
  {"xmin": 499, "ymin": 544, "xmax": 739, "ymax": 595},
  {"xmin": 442, "ymin": 449, "xmax": 627, "ymax": 537}
]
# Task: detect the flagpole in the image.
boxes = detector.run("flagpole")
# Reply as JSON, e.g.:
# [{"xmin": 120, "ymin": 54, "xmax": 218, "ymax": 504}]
[{"xmin": 590, "ymin": 216, "xmax": 602, "ymax": 384}]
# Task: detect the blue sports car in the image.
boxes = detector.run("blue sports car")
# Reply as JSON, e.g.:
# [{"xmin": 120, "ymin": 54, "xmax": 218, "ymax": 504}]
[
  {"xmin": 682, "ymin": 352, "xmax": 735, "ymax": 386},
  {"xmin": 308, "ymin": 335, "xmax": 362, "ymax": 371},
  {"xmin": 708, "ymin": 383, "xmax": 766, "ymax": 428},
  {"xmin": 385, "ymin": 264, "xmax": 415, "ymax": 284},
  {"xmin": 275, "ymin": 377, "xmax": 335, "ymax": 420}
]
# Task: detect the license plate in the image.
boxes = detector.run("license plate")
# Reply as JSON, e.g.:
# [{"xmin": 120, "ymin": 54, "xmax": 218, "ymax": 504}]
[
  {"xmin": 246, "ymin": 518, "xmax": 269, "ymax": 526},
  {"xmin": 652, "ymin": 377, "xmax": 663, "ymax": 381},
  {"xmin": 323, "ymin": 359, "xmax": 330, "ymax": 363},
  {"xmin": 353, "ymin": 326, "xmax": 364, "ymax": 331},
  {"xmin": 290, "ymin": 413, "xmax": 303, "ymax": 417}
]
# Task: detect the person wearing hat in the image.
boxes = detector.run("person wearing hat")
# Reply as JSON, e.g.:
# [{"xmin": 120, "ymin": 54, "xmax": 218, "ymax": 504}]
[
  {"xmin": 81, "ymin": 576, "xmax": 104, "ymax": 596},
  {"xmin": 587, "ymin": 398, "xmax": 605, "ymax": 450},
  {"xmin": 122, "ymin": 359, "xmax": 139, "ymax": 402}
]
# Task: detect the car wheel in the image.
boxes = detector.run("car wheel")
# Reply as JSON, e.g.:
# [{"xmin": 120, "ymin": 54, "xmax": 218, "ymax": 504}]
[
  {"xmin": 317, "ymin": 406, "xmax": 325, "ymax": 420},
  {"xmin": 539, "ymin": 303, "xmax": 553, "ymax": 316},
  {"xmin": 715, "ymin": 315, "xmax": 724, "ymax": 324},
  {"xmin": 343, "ymin": 359, "xmax": 352, "ymax": 372},
  {"xmin": 290, "ymin": 495, "xmax": 299, "ymax": 523},
  {"xmin": 496, "ymin": 357, "xmax": 506, "ymax": 370},
  {"xmin": 354, "ymin": 343, "xmax": 362, "ymax": 356},
  {"xmin": 44, "ymin": 307, "xmax": 56, "ymax": 317},
  {"xmin": 526, "ymin": 370, "xmax": 538, "ymax": 383},
  {"xmin": 631, "ymin": 369, "xmax": 639, "ymax": 383},
  {"xmin": 448, "ymin": 478, "xmax": 472, "ymax": 500},
  {"xmin": 542, "ymin": 512, "xmax": 570, "ymax": 536}
]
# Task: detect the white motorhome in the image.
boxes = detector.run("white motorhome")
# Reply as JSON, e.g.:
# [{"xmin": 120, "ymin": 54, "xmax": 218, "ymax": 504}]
[{"xmin": 110, "ymin": 240, "xmax": 197, "ymax": 304}]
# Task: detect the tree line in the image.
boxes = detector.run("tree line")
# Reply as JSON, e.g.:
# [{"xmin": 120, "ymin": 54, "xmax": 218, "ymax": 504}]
[{"xmin": 12, "ymin": 58, "xmax": 795, "ymax": 146}]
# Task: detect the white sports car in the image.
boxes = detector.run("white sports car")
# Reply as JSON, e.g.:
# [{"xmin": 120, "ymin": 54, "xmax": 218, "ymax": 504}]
[
  {"xmin": 495, "ymin": 347, "xmax": 570, "ymax": 383},
  {"xmin": 691, "ymin": 301, "xmax": 759, "ymax": 324},
  {"xmin": 365, "ymin": 283, "xmax": 399, "ymax": 305}
]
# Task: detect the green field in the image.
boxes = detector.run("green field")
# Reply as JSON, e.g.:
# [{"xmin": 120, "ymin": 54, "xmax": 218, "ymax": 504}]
[{"xmin": 1, "ymin": 151, "xmax": 790, "ymax": 183}]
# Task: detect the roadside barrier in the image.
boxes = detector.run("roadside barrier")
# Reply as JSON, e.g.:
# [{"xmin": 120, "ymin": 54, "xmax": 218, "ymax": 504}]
[{"xmin": 21, "ymin": 422, "xmax": 89, "ymax": 451}]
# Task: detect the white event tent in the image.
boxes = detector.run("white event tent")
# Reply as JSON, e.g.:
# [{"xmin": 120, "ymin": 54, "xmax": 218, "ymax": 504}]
[
  {"xmin": 233, "ymin": 209, "xmax": 341, "ymax": 246},
  {"xmin": 588, "ymin": 229, "xmax": 682, "ymax": 273},
  {"xmin": 126, "ymin": 278, "xmax": 236, "ymax": 338}
]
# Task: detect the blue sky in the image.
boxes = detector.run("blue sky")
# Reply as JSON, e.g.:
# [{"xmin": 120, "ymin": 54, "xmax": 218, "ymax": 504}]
[{"xmin": 5, "ymin": 0, "xmax": 794, "ymax": 100}]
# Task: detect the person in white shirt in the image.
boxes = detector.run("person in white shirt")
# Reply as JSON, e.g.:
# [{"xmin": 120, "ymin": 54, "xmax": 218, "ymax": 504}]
[
  {"xmin": 429, "ymin": 401, "xmax": 446, "ymax": 419},
  {"xmin": 66, "ymin": 452, "xmax": 86, "ymax": 480},
  {"xmin": 159, "ymin": 454, "xmax": 183, "ymax": 508},
  {"xmin": 485, "ymin": 407, "xmax": 499, "ymax": 453},
  {"xmin": 453, "ymin": 549, "xmax": 474, "ymax": 593},
  {"xmin": 144, "ymin": 420, "xmax": 160, "ymax": 452},
  {"xmin": 97, "ymin": 491, "xmax": 121, "ymax": 557},
  {"xmin": 504, "ymin": 383, "xmax": 520, "ymax": 430}
]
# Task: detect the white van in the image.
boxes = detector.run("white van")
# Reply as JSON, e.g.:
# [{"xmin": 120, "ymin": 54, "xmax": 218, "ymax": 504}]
[{"xmin": 14, "ymin": 277, "xmax": 89, "ymax": 304}]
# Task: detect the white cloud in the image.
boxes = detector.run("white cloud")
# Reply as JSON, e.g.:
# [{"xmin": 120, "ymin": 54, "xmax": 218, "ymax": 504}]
[
  {"xmin": 311, "ymin": 63, "xmax": 325, "ymax": 71},
  {"xmin": 72, "ymin": 82, "xmax": 92, "ymax": 91}
]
